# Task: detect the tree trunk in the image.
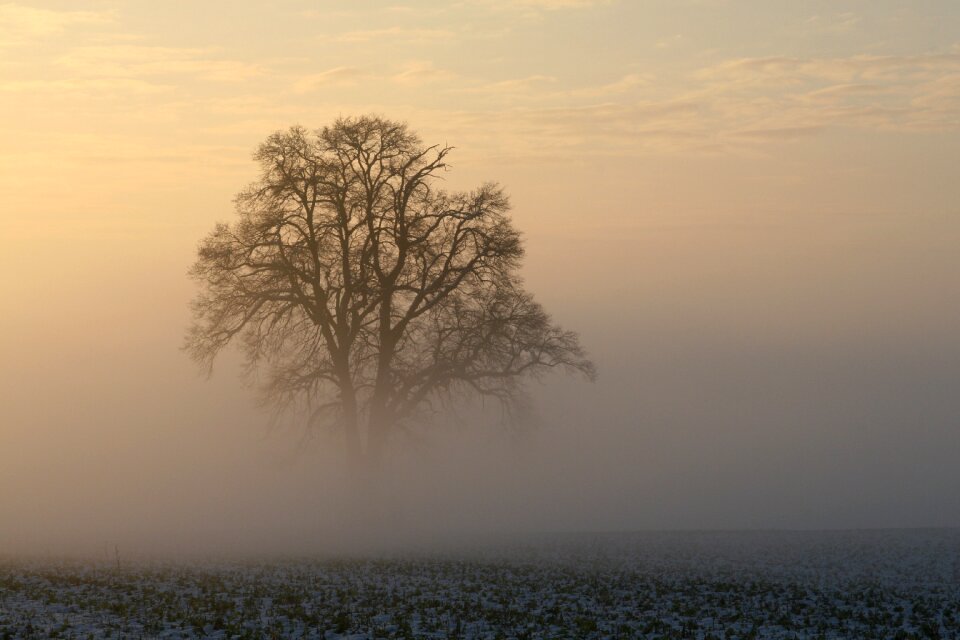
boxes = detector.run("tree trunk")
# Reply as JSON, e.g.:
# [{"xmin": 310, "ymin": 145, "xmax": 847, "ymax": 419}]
[
  {"xmin": 365, "ymin": 294, "xmax": 397, "ymax": 469},
  {"xmin": 341, "ymin": 392, "xmax": 363, "ymax": 469},
  {"xmin": 365, "ymin": 412, "xmax": 390, "ymax": 469},
  {"xmin": 335, "ymin": 358, "xmax": 364, "ymax": 469}
]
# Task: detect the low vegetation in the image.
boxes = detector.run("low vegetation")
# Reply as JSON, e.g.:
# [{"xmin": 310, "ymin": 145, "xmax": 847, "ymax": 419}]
[{"xmin": 1, "ymin": 530, "xmax": 957, "ymax": 639}]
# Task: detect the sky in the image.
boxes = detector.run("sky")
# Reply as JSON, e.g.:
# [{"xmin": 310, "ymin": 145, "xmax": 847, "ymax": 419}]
[{"xmin": 1, "ymin": 0, "xmax": 959, "ymax": 556}]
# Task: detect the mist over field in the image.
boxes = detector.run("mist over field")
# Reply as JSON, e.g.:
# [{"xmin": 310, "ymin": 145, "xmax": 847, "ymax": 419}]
[
  {"xmin": 3, "ymin": 195, "xmax": 958, "ymax": 558},
  {"xmin": 2, "ymin": 0, "xmax": 960, "ymax": 561}
]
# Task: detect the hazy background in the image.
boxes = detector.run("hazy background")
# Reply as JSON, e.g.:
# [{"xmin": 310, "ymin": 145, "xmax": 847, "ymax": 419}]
[{"xmin": 1, "ymin": 0, "xmax": 959, "ymax": 556}]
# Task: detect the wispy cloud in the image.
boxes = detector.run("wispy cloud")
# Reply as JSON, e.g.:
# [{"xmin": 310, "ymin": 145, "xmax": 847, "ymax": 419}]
[
  {"xmin": 804, "ymin": 12, "xmax": 861, "ymax": 36},
  {"xmin": 404, "ymin": 48, "xmax": 960, "ymax": 159},
  {"xmin": 729, "ymin": 125, "xmax": 825, "ymax": 141},
  {"xmin": 563, "ymin": 73, "xmax": 653, "ymax": 97},
  {"xmin": 462, "ymin": 0, "xmax": 614, "ymax": 22},
  {"xmin": 461, "ymin": 75, "xmax": 557, "ymax": 94},
  {"xmin": 459, "ymin": 73, "xmax": 650, "ymax": 100},
  {"xmin": 391, "ymin": 61, "xmax": 457, "ymax": 86},
  {"xmin": 0, "ymin": 76, "xmax": 168, "ymax": 95},
  {"xmin": 3, "ymin": 2, "xmax": 958, "ymax": 167},
  {"xmin": 655, "ymin": 34, "xmax": 685, "ymax": 49},
  {"xmin": 696, "ymin": 53, "xmax": 960, "ymax": 87},
  {"xmin": 802, "ymin": 83, "xmax": 887, "ymax": 100},
  {"xmin": 472, "ymin": 0, "xmax": 614, "ymax": 11},
  {"xmin": 0, "ymin": 3, "xmax": 112, "ymax": 46},
  {"xmin": 57, "ymin": 45, "xmax": 263, "ymax": 83},
  {"xmin": 289, "ymin": 61, "xmax": 460, "ymax": 95},
  {"xmin": 334, "ymin": 26, "xmax": 455, "ymax": 44},
  {"xmin": 513, "ymin": 0, "xmax": 613, "ymax": 7},
  {"xmin": 689, "ymin": 52, "xmax": 960, "ymax": 136},
  {"xmin": 293, "ymin": 67, "xmax": 369, "ymax": 93},
  {"xmin": 415, "ymin": 99, "xmax": 708, "ymax": 160}
]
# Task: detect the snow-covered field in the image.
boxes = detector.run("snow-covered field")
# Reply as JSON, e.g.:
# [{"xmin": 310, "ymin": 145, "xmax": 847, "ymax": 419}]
[{"xmin": 1, "ymin": 529, "xmax": 958, "ymax": 639}]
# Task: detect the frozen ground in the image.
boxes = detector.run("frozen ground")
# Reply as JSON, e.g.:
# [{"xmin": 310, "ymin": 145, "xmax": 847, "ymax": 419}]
[{"xmin": 1, "ymin": 529, "xmax": 958, "ymax": 639}]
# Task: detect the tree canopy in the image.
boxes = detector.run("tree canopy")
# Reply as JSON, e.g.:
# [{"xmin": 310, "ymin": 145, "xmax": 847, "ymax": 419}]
[{"xmin": 186, "ymin": 115, "xmax": 594, "ymax": 465}]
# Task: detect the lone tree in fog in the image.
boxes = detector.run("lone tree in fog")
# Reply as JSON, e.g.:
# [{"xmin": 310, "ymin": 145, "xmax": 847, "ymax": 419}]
[{"xmin": 186, "ymin": 116, "xmax": 594, "ymax": 466}]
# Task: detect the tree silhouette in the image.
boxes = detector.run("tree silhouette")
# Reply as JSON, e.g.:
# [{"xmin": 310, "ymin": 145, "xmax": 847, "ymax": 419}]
[{"xmin": 186, "ymin": 116, "xmax": 594, "ymax": 465}]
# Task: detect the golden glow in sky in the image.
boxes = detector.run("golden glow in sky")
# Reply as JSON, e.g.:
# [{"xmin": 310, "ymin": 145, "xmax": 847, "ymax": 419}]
[{"xmin": 1, "ymin": 1, "xmax": 959, "ymax": 550}]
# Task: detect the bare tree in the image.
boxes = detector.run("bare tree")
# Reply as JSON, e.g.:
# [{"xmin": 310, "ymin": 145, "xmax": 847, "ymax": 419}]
[{"xmin": 186, "ymin": 116, "xmax": 594, "ymax": 466}]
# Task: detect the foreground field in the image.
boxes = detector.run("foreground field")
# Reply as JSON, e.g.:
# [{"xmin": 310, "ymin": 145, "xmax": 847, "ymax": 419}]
[{"xmin": 1, "ymin": 530, "xmax": 958, "ymax": 639}]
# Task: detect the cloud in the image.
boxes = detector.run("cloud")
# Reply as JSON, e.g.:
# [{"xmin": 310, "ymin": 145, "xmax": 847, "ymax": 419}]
[
  {"xmin": 405, "ymin": 48, "xmax": 960, "ymax": 160},
  {"xmin": 391, "ymin": 61, "xmax": 457, "ymax": 86},
  {"xmin": 416, "ymin": 99, "xmax": 709, "ymax": 160},
  {"xmin": 0, "ymin": 6, "xmax": 266, "ymax": 103},
  {"xmin": 0, "ymin": 77, "xmax": 168, "ymax": 95},
  {"xmin": 4, "ymin": 1, "xmax": 958, "ymax": 167},
  {"xmin": 513, "ymin": 0, "xmax": 612, "ymax": 7},
  {"xmin": 729, "ymin": 125, "xmax": 826, "ymax": 141},
  {"xmin": 57, "ymin": 45, "xmax": 263, "ymax": 83},
  {"xmin": 464, "ymin": 0, "xmax": 614, "ymax": 21},
  {"xmin": 689, "ymin": 52, "xmax": 960, "ymax": 136},
  {"xmin": 563, "ymin": 73, "xmax": 653, "ymax": 97},
  {"xmin": 293, "ymin": 67, "xmax": 369, "ymax": 93},
  {"xmin": 462, "ymin": 73, "xmax": 650, "ymax": 99},
  {"xmin": 473, "ymin": 0, "xmax": 613, "ymax": 10},
  {"xmin": 655, "ymin": 34, "xmax": 685, "ymax": 49},
  {"xmin": 802, "ymin": 83, "xmax": 887, "ymax": 100},
  {"xmin": 697, "ymin": 53, "xmax": 960, "ymax": 87},
  {"xmin": 0, "ymin": 3, "xmax": 112, "ymax": 45},
  {"xmin": 457, "ymin": 73, "xmax": 652, "ymax": 103},
  {"xmin": 334, "ymin": 26, "xmax": 455, "ymax": 44},
  {"xmin": 804, "ymin": 12, "xmax": 861, "ymax": 36},
  {"xmin": 461, "ymin": 75, "xmax": 557, "ymax": 94}
]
